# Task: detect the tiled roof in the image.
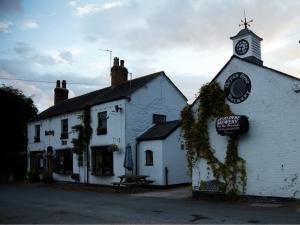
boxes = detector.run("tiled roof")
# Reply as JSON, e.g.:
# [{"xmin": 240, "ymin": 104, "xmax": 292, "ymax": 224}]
[
  {"xmin": 29, "ymin": 72, "xmax": 163, "ymax": 122},
  {"xmin": 137, "ymin": 120, "xmax": 181, "ymax": 141}
]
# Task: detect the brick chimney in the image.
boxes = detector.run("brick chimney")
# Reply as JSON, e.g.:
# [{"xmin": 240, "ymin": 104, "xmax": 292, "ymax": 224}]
[
  {"xmin": 54, "ymin": 80, "xmax": 69, "ymax": 105},
  {"xmin": 111, "ymin": 57, "xmax": 128, "ymax": 86}
]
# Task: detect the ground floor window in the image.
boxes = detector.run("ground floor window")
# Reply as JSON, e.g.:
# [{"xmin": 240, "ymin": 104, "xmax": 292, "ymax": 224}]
[
  {"xmin": 29, "ymin": 151, "xmax": 45, "ymax": 172},
  {"xmin": 54, "ymin": 149, "xmax": 73, "ymax": 174},
  {"xmin": 145, "ymin": 150, "xmax": 153, "ymax": 166},
  {"xmin": 91, "ymin": 146, "xmax": 113, "ymax": 176}
]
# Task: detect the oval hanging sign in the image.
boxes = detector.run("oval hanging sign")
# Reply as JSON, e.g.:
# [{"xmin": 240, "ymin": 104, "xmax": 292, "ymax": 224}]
[{"xmin": 216, "ymin": 115, "xmax": 249, "ymax": 136}]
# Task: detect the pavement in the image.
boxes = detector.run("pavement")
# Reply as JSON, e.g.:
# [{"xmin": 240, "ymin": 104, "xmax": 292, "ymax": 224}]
[
  {"xmin": 131, "ymin": 186, "xmax": 192, "ymax": 199},
  {"xmin": 0, "ymin": 183, "xmax": 300, "ymax": 224}
]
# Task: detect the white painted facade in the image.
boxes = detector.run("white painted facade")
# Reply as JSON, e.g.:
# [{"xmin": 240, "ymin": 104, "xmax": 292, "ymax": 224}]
[
  {"xmin": 27, "ymin": 74, "xmax": 187, "ymax": 185},
  {"xmin": 138, "ymin": 127, "xmax": 190, "ymax": 185},
  {"xmin": 192, "ymin": 56, "xmax": 300, "ymax": 199}
]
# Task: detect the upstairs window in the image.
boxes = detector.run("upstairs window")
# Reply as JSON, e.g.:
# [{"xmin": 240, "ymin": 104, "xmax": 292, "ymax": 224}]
[
  {"xmin": 34, "ymin": 124, "xmax": 40, "ymax": 143},
  {"xmin": 153, "ymin": 114, "xmax": 166, "ymax": 124},
  {"xmin": 145, "ymin": 150, "xmax": 153, "ymax": 166},
  {"xmin": 60, "ymin": 119, "xmax": 68, "ymax": 139},
  {"xmin": 97, "ymin": 111, "xmax": 107, "ymax": 135},
  {"xmin": 54, "ymin": 149, "xmax": 73, "ymax": 174}
]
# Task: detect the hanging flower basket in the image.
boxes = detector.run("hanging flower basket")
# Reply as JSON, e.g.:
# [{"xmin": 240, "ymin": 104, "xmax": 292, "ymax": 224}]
[{"xmin": 110, "ymin": 144, "xmax": 119, "ymax": 152}]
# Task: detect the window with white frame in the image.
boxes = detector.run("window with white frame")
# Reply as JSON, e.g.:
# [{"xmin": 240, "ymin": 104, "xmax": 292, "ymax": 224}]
[{"xmin": 145, "ymin": 150, "xmax": 153, "ymax": 166}]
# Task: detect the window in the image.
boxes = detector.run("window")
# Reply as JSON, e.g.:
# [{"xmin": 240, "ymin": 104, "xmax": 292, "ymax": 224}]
[
  {"xmin": 29, "ymin": 151, "xmax": 44, "ymax": 171},
  {"xmin": 92, "ymin": 146, "xmax": 113, "ymax": 176},
  {"xmin": 153, "ymin": 114, "xmax": 166, "ymax": 124},
  {"xmin": 97, "ymin": 111, "xmax": 107, "ymax": 135},
  {"xmin": 60, "ymin": 119, "xmax": 68, "ymax": 139},
  {"xmin": 145, "ymin": 150, "xmax": 153, "ymax": 166},
  {"xmin": 34, "ymin": 124, "xmax": 40, "ymax": 143},
  {"xmin": 181, "ymin": 143, "xmax": 185, "ymax": 150},
  {"xmin": 54, "ymin": 149, "xmax": 73, "ymax": 174}
]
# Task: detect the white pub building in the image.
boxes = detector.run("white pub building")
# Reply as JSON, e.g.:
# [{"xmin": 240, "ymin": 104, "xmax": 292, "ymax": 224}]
[{"xmin": 27, "ymin": 57, "xmax": 190, "ymax": 186}]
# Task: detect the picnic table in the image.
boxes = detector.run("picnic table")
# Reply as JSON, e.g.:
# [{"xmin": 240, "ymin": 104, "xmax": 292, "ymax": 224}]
[{"xmin": 111, "ymin": 175, "xmax": 155, "ymax": 192}]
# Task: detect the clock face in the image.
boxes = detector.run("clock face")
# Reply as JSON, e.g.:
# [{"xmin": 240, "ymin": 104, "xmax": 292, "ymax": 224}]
[
  {"xmin": 235, "ymin": 39, "xmax": 249, "ymax": 55},
  {"xmin": 224, "ymin": 72, "xmax": 251, "ymax": 104}
]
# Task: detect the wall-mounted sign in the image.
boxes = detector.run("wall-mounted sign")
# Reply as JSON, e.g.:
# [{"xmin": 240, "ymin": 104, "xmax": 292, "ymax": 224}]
[
  {"xmin": 45, "ymin": 130, "xmax": 55, "ymax": 136},
  {"xmin": 224, "ymin": 72, "xmax": 251, "ymax": 104},
  {"xmin": 216, "ymin": 115, "xmax": 249, "ymax": 136}
]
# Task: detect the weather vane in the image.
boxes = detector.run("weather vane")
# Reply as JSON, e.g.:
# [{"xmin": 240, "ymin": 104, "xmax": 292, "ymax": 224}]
[{"xmin": 239, "ymin": 10, "xmax": 253, "ymax": 29}]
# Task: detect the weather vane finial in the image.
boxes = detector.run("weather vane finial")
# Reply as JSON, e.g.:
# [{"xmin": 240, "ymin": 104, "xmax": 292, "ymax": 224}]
[{"xmin": 239, "ymin": 10, "xmax": 253, "ymax": 29}]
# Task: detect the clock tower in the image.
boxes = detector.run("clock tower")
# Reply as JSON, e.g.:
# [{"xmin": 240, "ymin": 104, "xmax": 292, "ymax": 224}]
[{"xmin": 230, "ymin": 17, "xmax": 263, "ymax": 65}]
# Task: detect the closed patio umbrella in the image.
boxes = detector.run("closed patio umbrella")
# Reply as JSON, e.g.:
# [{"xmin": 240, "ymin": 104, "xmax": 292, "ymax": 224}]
[{"xmin": 123, "ymin": 144, "xmax": 133, "ymax": 171}]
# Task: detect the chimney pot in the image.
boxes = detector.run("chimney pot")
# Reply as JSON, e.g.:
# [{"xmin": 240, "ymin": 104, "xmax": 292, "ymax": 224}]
[
  {"xmin": 113, "ymin": 57, "xmax": 119, "ymax": 66},
  {"xmin": 62, "ymin": 80, "xmax": 66, "ymax": 88},
  {"xmin": 54, "ymin": 80, "xmax": 69, "ymax": 105},
  {"xmin": 110, "ymin": 57, "xmax": 128, "ymax": 86}
]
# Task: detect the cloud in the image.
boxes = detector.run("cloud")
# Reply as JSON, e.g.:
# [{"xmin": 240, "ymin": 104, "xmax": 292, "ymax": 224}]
[
  {"xmin": 69, "ymin": 0, "xmax": 77, "ymax": 7},
  {"xmin": 0, "ymin": 20, "xmax": 12, "ymax": 33},
  {"xmin": 57, "ymin": 50, "xmax": 74, "ymax": 64},
  {"xmin": 0, "ymin": 69, "xmax": 52, "ymax": 111},
  {"xmin": 0, "ymin": 0, "xmax": 22, "ymax": 15},
  {"xmin": 77, "ymin": 0, "xmax": 300, "ymax": 55},
  {"xmin": 0, "ymin": 42, "xmax": 107, "ymax": 111},
  {"xmin": 83, "ymin": 35, "xmax": 99, "ymax": 43},
  {"xmin": 13, "ymin": 42, "xmax": 33, "ymax": 55},
  {"xmin": 20, "ymin": 20, "xmax": 39, "ymax": 30},
  {"xmin": 75, "ymin": 2, "xmax": 122, "ymax": 17}
]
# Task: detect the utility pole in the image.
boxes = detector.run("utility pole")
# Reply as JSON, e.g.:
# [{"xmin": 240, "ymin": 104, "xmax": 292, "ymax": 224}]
[
  {"xmin": 99, "ymin": 49, "xmax": 112, "ymax": 70},
  {"xmin": 99, "ymin": 49, "xmax": 112, "ymax": 86}
]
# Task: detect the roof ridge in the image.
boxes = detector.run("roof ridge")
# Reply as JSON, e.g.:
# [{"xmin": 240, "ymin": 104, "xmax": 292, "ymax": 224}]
[
  {"xmin": 54, "ymin": 71, "xmax": 164, "ymax": 105},
  {"xmin": 29, "ymin": 71, "xmax": 165, "ymax": 122}
]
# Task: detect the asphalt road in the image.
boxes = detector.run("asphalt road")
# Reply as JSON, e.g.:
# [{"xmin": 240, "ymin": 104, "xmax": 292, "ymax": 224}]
[{"xmin": 0, "ymin": 183, "xmax": 300, "ymax": 224}]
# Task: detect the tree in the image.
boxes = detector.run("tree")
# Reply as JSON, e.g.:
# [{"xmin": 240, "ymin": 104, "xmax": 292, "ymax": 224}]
[{"xmin": 0, "ymin": 85, "xmax": 38, "ymax": 181}]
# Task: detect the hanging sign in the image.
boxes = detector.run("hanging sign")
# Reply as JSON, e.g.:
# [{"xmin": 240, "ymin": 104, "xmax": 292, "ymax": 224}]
[{"xmin": 216, "ymin": 115, "xmax": 249, "ymax": 136}]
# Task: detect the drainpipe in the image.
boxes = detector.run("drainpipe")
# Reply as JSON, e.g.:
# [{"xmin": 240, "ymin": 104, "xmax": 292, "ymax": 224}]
[
  {"xmin": 86, "ymin": 144, "xmax": 89, "ymax": 185},
  {"xmin": 135, "ymin": 141, "xmax": 139, "ymax": 175},
  {"xmin": 165, "ymin": 167, "xmax": 169, "ymax": 186}
]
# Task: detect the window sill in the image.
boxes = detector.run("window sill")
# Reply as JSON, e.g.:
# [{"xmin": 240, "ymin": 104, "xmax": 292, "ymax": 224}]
[
  {"xmin": 60, "ymin": 134, "xmax": 69, "ymax": 140},
  {"xmin": 96, "ymin": 128, "xmax": 107, "ymax": 135},
  {"xmin": 145, "ymin": 164, "xmax": 153, "ymax": 166}
]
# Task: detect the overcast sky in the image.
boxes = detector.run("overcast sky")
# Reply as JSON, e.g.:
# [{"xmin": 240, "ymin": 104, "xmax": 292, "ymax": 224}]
[{"xmin": 0, "ymin": 0, "xmax": 299, "ymax": 111}]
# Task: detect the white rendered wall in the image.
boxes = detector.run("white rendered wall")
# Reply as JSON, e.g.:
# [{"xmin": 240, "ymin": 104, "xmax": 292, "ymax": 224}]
[
  {"xmin": 88, "ymin": 99, "xmax": 126, "ymax": 185},
  {"xmin": 28, "ymin": 99, "xmax": 127, "ymax": 185},
  {"xmin": 126, "ymin": 74, "xmax": 187, "ymax": 173},
  {"xmin": 138, "ymin": 140, "xmax": 164, "ymax": 185},
  {"xmin": 192, "ymin": 57, "xmax": 300, "ymax": 199},
  {"xmin": 28, "ymin": 111, "xmax": 81, "ymax": 182},
  {"xmin": 162, "ymin": 128, "xmax": 191, "ymax": 185}
]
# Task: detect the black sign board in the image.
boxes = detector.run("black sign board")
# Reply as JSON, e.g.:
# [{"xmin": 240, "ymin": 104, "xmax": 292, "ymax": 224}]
[
  {"xmin": 45, "ymin": 130, "xmax": 55, "ymax": 136},
  {"xmin": 216, "ymin": 115, "xmax": 249, "ymax": 136}
]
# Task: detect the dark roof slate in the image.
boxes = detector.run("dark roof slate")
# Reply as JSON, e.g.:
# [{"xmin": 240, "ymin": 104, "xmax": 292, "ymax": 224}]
[
  {"xmin": 137, "ymin": 120, "xmax": 181, "ymax": 141},
  {"xmin": 230, "ymin": 28, "xmax": 263, "ymax": 41},
  {"xmin": 29, "ymin": 72, "xmax": 163, "ymax": 122}
]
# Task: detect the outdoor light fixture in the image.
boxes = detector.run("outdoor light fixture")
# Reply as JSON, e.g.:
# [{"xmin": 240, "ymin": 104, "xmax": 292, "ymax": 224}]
[{"xmin": 115, "ymin": 105, "xmax": 122, "ymax": 112}]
